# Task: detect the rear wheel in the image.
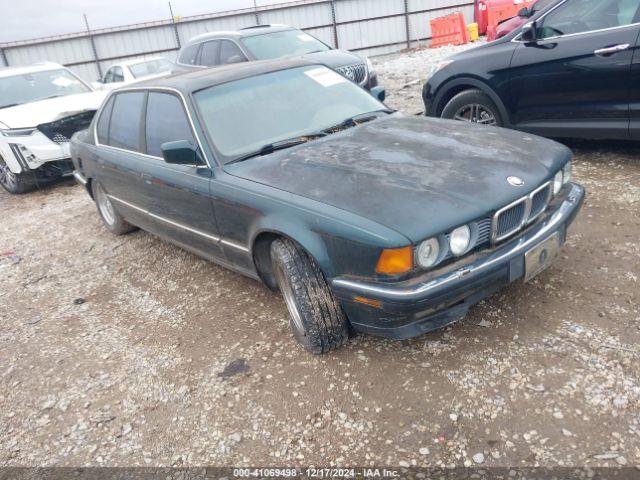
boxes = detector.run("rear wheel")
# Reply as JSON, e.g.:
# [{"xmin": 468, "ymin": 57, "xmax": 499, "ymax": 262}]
[
  {"xmin": 270, "ymin": 238, "xmax": 349, "ymax": 354},
  {"xmin": 92, "ymin": 181, "xmax": 136, "ymax": 235},
  {"xmin": 441, "ymin": 89, "xmax": 503, "ymax": 127},
  {"xmin": 0, "ymin": 155, "xmax": 35, "ymax": 194}
]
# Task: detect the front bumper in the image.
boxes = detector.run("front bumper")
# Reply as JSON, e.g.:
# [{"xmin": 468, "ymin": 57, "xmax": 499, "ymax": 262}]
[{"xmin": 331, "ymin": 183, "xmax": 585, "ymax": 339}]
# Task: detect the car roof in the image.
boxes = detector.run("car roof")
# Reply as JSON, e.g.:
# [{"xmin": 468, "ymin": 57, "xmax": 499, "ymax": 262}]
[
  {"xmin": 0, "ymin": 62, "xmax": 66, "ymax": 78},
  {"xmin": 122, "ymin": 57, "xmax": 315, "ymax": 94},
  {"xmin": 110, "ymin": 56, "xmax": 170, "ymax": 69},
  {"xmin": 185, "ymin": 24, "xmax": 294, "ymax": 45}
]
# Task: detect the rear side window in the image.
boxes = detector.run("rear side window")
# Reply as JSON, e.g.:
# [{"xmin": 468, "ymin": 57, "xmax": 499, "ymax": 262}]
[
  {"xmin": 199, "ymin": 41, "xmax": 219, "ymax": 67},
  {"xmin": 178, "ymin": 43, "xmax": 200, "ymax": 65},
  {"xmin": 145, "ymin": 92, "xmax": 196, "ymax": 157},
  {"xmin": 96, "ymin": 96, "xmax": 115, "ymax": 144},
  {"xmin": 219, "ymin": 40, "xmax": 246, "ymax": 65},
  {"xmin": 108, "ymin": 92, "xmax": 146, "ymax": 152},
  {"xmin": 112, "ymin": 67, "xmax": 124, "ymax": 82}
]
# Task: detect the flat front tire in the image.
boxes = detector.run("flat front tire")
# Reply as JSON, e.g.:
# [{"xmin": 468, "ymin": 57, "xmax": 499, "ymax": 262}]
[
  {"xmin": 441, "ymin": 89, "xmax": 503, "ymax": 127},
  {"xmin": 0, "ymin": 155, "xmax": 35, "ymax": 194},
  {"xmin": 92, "ymin": 181, "xmax": 136, "ymax": 235},
  {"xmin": 271, "ymin": 238, "xmax": 349, "ymax": 354}
]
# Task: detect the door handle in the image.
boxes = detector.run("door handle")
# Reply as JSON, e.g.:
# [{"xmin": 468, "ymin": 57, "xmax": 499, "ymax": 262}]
[
  {"xmin": 594, "ymin": 44, "xmax": 630, "ymax": 56},
  {"xmin": 141, "ymin": 173, "xmax": 152, "ymax": 184}
]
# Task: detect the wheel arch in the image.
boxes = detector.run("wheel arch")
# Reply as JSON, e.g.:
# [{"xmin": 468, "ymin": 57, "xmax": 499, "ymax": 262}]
[
  {"xmin": 433, "ymin": 77, "xmax": 511, "ymax": 127},
  {"xmin": 251, "ymin": 225, "xmax": 333, "ymax": 291}
]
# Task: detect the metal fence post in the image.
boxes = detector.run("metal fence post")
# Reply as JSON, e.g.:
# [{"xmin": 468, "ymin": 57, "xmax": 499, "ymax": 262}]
[
  {"xmin": 83, "ymin": 14, "xmax": 102, "ymax": 78},
  {"xmin": 168, "ymin": 2, "xmax": 182, "ymax": 49},
  {"xmin": 253, "ymin": 0, "xmax": 260, "ymax": 25},
  {"xmin": 404, "ymin": 0, "xmax": 411, "ymax": 49},
  {"xmin": 0, "ymin": 48, "xmax": 8, "ymax": 67},
  {"xmin": 330, "ymin": 0, "xmax": 339, "ymax": 49}
]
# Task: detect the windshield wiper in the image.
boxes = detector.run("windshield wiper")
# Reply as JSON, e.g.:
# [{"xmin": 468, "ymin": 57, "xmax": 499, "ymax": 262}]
[
  {"xmin": 0, "ymin": 103, "xmax": 19, "ymax": 109},
  {"xmin": 227, "ymin": 133, "xmax": 327, "ymax": 164},
  {"xmin": 323, "ymin": 109, "xmax": 393, "ymax": 133},
  {"xmin": 35, "ymin": 94, "xmax": 63, "ymax": 102}
]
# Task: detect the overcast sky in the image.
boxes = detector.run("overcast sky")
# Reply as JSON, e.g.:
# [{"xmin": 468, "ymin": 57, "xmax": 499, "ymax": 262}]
[{"xmin": 0, "ymin": 0, "xmax": 283, "ymax": 43}]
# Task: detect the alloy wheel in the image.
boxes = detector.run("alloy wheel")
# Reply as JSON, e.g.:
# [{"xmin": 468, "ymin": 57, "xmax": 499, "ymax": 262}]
[
  {"xmin": 0, "ymin": 155, "xmax": 19, "ymax": 191},
  {"xmin": 274, "ymin": 261, "xmax": 306, "ymax": 336},
  {"xmin": 95, "ymin": 184, "xmax": 116, "ymax": 226},
  {"xmin": 453, "ymin": 104, "xmax": 497, "ymax": 125}
]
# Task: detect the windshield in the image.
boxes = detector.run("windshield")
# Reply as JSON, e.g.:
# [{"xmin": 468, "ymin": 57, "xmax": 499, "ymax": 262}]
[
  {"xmin": 240, "ymin": 30, "xmax": 330, "ymax": 60},
  {"xmin": 0, "ymin": 69, "xmax": 91, "ymax": 109},
  {"xmin": 194, "ymin": 66, "xmax": 386, "ymax": 163},
  {"xmin": 129, "ymin": 59, "xmax": 174, "ymax": 79}
]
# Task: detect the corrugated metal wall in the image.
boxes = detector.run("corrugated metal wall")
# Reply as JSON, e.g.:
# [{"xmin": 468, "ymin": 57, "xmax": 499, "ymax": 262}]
[{"xmin": 0, "ymin": 0, "xmax": 474, "ymax": 81}]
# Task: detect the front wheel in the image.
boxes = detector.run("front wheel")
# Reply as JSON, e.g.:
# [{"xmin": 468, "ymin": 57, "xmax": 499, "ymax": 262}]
[
  {"xmin": 441, "ymin": 89, "xmax": 503, "ymax": 127},
  {"xmin": 0, "ymin": 155, "xmax": 35, "ymax": 194},
  {"xmin": 270, "ymin": 238, "xmax": 349, "ymax": 354}
]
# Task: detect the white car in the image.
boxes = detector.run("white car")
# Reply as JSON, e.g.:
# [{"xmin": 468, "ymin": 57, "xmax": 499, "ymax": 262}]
[
  {"xmin": 0, "ymin": 62, "xmax": 107, "ymax": 194},
  {"xmin": 94, "ymin": 57, "xmax": 174, "ymax": 90}
]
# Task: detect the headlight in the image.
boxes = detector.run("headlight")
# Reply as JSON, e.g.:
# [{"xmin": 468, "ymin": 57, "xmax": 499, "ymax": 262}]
[
  {"xmin": 365, "ymin": 57, "xmax": 375, "ymax": 76},
  {"xmin": 449, "ymin": 225, "xmax": 471, "ymax": 256},
  {"xmin": 417, "ymin": 237, "xmax": 440, "ymax": 268},
  {"xmin": 563, "ymin": 162, "xmax": 572, "ymax": 185},
  {"xmin": 553, "ymin": 170, "xmax": 563, "ymax": 195},
  {"xmin": 1, "ymin": 128, "xmax": 37, "ymax": 137},
  {"xmin": 428, "ymin": 60, "xmax": 454, "ymax": 77}
]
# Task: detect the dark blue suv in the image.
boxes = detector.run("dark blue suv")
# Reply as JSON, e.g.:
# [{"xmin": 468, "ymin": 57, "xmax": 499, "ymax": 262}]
[{"xmin": 423, "ymin": 0, "xmax": 640, "ymax": 140}]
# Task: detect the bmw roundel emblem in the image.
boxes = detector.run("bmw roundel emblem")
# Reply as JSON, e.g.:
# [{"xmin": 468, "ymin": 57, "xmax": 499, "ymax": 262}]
[{"xmin": 507, "ymin": 176, "xmax": 525, "ymax": 187}]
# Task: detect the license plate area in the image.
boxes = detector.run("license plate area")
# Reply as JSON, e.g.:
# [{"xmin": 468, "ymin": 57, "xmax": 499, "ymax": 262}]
[{"xmin": 524, "ymin": 232, "xmax": 560, "ymax": 282}]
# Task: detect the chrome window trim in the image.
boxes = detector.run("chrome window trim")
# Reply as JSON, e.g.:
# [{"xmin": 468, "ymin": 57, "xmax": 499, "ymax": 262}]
[
  {"xmin": 512, "ymin": 0, "xmax": 640, "ymax": 43},
  {"xmin": 491, "ymin": 181, "xmax": 552, "ymax": 243},
  {"xmin": 107, "ymin": 194, "xmax": 250, "ymax": 253},
  {"xmin": 93, "ymin": 86, "xmax": 213, "ymax": 168}
]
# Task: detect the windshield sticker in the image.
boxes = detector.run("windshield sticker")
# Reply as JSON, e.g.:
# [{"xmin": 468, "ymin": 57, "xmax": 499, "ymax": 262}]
[
  {"xmin": 51, "ymin": 76, "xmax": 77, "ymax": 88},
  {"xmin": 297, "ymin": 33, "xmax": 315, "ymax": 42},
  {"xmin": 304, "ymin": 68, "xmax": 347, "ymax": 87}
]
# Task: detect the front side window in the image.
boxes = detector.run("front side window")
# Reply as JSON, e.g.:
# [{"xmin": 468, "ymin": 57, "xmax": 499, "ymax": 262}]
[
  {"xmin": 0, "ymin": 68, "xmax": 91, "ymax": 110},
  {"xmin": 219, "ymin": 40, "xmax": 247, "ymax": 65},
  {"xmin": 129, "ymin": 59, "xmax": 174, "ymax": 79},
  {"xmin": 96, "ymin": 96, "xmax": 115, "ymax": 144},
  {"xmin": 145, "ymin": 92, "xmax": 195, "ymax": 157},
  {"xmin": 539, "ymin": 0, "xmax": 639, "ymax": 39},
  {"xmin": 199, "ymin": 41, "xmax": 220, "ymax": 67},
  {"xmin": 193, "ymin": 66, "xmax": 385, "ymax": 162},
  {"xmin": 108, "ymin": 92, "xmax": 145, "ymax": 152},
  {"xmin": 178, "ymin": 43, "xmax": 200, "ymax": 65},
  {"xmin": 240, "ymin": 29, "xmax": 330, "ymax": 60}
]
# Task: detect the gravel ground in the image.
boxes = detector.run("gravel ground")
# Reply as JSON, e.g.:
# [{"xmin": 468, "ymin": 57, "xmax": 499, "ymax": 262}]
[{"xmin": 1, "ymin": 43, "xmax": 639, "ymax": 470}]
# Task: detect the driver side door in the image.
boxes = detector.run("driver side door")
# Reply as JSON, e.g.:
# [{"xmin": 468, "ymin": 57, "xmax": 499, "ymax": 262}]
[{"xmin": 507, "ymin": 0, "xmax": 640, "ymax": 139}]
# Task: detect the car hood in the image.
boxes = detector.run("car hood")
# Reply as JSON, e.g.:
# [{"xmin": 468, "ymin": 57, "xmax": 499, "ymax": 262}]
[
  {"xmin": 0, "ymin": 90, "xmax": 108, "ymax": 128},
  {"xmin": 303, "ymin": 49, "xmax": 364, "ymax": 68},
  {"xmin": 224, "ymin": 115, "xmax": 571, "ymax": 243}
]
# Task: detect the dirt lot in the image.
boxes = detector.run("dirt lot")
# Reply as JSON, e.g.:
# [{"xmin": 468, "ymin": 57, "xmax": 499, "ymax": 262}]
[{"xmin": 1, "ymin": 46, "xmax": 639, "ymax": 470}]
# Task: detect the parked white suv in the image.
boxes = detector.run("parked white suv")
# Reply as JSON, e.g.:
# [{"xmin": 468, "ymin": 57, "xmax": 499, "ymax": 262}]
[
  {"xmin": 94, "ymin": 57, "xmax": 174, "ymax": 90},
  {"xmin": 0, "ymin": 62, "xmax": 107, "ymax": 194}
]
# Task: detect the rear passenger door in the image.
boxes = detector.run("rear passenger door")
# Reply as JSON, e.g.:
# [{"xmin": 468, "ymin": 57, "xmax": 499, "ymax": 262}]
[
  {"xmin": 138, "ymin": 90, "xmax": 225, "ymax": 260},
  {"xmin": 94, "ymin": 91, "xmax": 155, "ymax": 230}
]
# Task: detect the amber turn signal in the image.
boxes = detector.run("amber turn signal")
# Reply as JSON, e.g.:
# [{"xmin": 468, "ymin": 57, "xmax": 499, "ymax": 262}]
[{"xmin": 376, "ymin": 246, "xmax": 413, "ymax": 275}]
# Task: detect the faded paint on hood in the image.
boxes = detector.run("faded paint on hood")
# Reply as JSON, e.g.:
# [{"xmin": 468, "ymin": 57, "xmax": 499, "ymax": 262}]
[
  {"xmin": 0, "ymin": 90, "xmax": 108, "ymax": 128},
  {"xmin": 224, "ymin": 115, "xmax": 571, "ymax": 243}
]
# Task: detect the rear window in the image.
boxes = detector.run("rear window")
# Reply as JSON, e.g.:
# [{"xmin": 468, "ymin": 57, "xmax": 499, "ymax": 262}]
[
  {"xmin": 178, "ymin": 43, "xmax": 200, "ymax": 65},
  {"xmin": 96, "ymin": 96, "xmax": 115, "ymax": 144},
  {"xmin": 108, "ymin": 92, "xmax": 146, "ymax": 152},
  {"xmin": 145, "ymin": 92, "xmax": 195, "ymax": 157}
]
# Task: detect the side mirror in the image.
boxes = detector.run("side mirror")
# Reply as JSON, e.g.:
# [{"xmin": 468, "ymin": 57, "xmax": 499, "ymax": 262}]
[
  {"xmin": 161, "ymin": 140, "xmax": 204, "ymax": 166},
  {"xmin": 371, "ymin": 86, "xmax": 386, "ymax": 102},
  {"xmin": 520, "ymin": 21, "xmax": 537, "ymax": 43},
  {"xmin": 518, "ymin": 6, "xmax": 531, "ymax": 17},
  {"xmin": 226, "ymin": 55, "xmax": 245, "ymax": 64}
]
